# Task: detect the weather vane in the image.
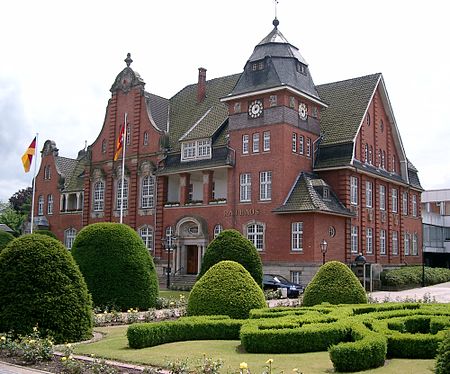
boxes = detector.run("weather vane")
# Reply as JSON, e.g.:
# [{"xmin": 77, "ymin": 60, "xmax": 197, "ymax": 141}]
[{"xmin": 274, "ymin": 0, "xmax": 279, "ymax": 19}]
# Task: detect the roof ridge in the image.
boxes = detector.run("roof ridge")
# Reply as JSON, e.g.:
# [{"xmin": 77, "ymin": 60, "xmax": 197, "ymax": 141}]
[{"xmin": 317, "ymin": 73, "xmax": 381, "ymax": 88}]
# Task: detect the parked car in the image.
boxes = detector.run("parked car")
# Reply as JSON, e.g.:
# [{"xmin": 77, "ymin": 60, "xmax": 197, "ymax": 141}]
[{"xmin": 263, "ymin": 274, "xmax": 304, "ymax": 298}]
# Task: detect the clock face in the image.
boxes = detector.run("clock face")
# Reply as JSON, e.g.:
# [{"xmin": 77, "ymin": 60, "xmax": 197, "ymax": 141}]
[
  {"xmin": 299, "ymin": 102, "xmax": 308, "ymax": 120},
  {"xmin": 248, "ymin": 99, "xmax": 263, "ymax": 118}
]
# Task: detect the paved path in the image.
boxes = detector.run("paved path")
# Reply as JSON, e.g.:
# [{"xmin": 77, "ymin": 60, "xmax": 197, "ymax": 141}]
[
  {"xmin": 369, "ymin": 282, "xmax": 450, "ymax": 303},
  {"xmin": 0, "ymin": 362, "xmax": 51, "ymax": 374}
]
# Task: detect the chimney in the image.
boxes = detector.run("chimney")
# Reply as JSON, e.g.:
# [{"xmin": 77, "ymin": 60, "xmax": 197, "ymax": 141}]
[{"xmin": 197, "ymin": 67, "xmax": 207, "ymax": 103}]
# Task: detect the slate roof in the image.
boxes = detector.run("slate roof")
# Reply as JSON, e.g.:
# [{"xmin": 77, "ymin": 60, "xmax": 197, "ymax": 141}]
[
  {"xmin": 407, "ymin": 160, "xmax": 423, "ymax": 190},
  {"xmin": 63, "ymin": 157, "xmax": 88, "ymax": 192},
  {"xmin": 273, "ymin": 172, "xmax": 353, "ymax": 216},
  {"xmin": 55, "ymin": 156, "xmax": 78, "ymax": 181},
  {"xmin": 145, "ymin": 93, "xmax": 169, "ymax": 132},
  {"xmin": 0, "ymin": 224, "xmax": 14, "ymax": 233}
]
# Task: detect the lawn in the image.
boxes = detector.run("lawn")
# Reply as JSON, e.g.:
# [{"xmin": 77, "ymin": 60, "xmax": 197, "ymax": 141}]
[
  {"xmin": 159, "ymin": 290, "xmax": 190, "ymax": 299},
  {"xmin": 74, "ymin": 326, "xmax": 435, "ymax": 373}
]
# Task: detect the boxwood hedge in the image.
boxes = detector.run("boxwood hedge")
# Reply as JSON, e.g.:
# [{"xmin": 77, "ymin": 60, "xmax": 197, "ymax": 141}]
[{"xmin": 0, "ymin": 230, "xmax": 14, "ymax": 252}]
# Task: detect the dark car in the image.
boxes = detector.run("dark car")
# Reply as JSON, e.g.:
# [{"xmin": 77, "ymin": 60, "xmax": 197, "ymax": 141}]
[{"xmin": 263, "ymin": 274, "xmax": 304, "ymax": 298}]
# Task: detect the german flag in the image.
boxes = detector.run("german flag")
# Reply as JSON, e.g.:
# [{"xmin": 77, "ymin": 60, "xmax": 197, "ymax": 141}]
[{"xmin": 21, "ymin": 137, "xmax": 36, "ymax": 173}]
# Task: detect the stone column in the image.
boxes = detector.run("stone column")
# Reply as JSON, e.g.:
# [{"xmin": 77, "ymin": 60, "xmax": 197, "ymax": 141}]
[
  {"xmin": 202, "ymin": 171, "xmax": 214, "ymax": 204},
  {"xmin": 179, "ymin": 173, "xmax": 191, "ymax": 205}
]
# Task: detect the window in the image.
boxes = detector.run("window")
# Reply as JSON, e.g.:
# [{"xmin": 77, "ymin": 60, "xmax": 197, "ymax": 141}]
[
  {"xmin": 351, "ymin": 226, "xmax": 358, "ymax": 253},
  {"xmin": 143, "ymin": 132, "xmax": 149, "ymax": 146},
  {"xmin": 188, "ymin": 184, "xmax": 193, "ymax": 202},
  {"xmin": 165, "ymin": 226, "xmax": 174, "ymax": 248},
  {"xmin": 292, "ymin": 133, "xmax": 297, "ymax": 152},
  {"xmin": 381, "ymin": 151, "xmax": 386, "ymax": 169},
  {"xmin": 252, "ymin": 133, "xmax": 260, "ymax": 153},
  {"xmin": 64, "ymin": 228, "xmax": 77, "ymax": 249},
  {"xmin": 412, "ymin": 233, "xmax": 418, "ymax": 255},
  {"xmin": 247, "ymin": 223, "xmax": 264, "ymax": 251},
  {"xmin": 392, "ymin": 231, "xmax": 398, "ymax": 255},
  {"xmin": 93, "ymin": 181, "xmax": 105, "ymax": 211},
  {"xmin": 197, "ymin": 139, "xmax": 211, "ymax": 158},
  {"xmin": 364, "ymin": 144, "xmax": 369, "ymax": 163},
  {"xmin": 369, "ymin": 146, "xmax": 373, "ymax": 165},
  {"xmin": 291, "ymin": 271, "xmax": 301, "ymax": 284},
  {"xmin": 306, "ymin": 138, "xmax": 311, "ymax": 157},
  {"xmin": 412, "ymin": 195, "xmax": 417, "ymax": 217},
  {"xmin": 380, "ymin": 185, "xmax": 386, "ymax": 211},
  {"xmin": 366, "ymin": 181, "xmax": 373, "ymax": 208},
  {"xmin": 126, "ymin": 125, "xmax": 131, "ymax": 145},
  {"xmin": 47, "ymin": 195, "xmax": 53, "ymax": 215},
  {"xmin": 259, "ymin": 171, "xmax": 272, "ymax": 201},
  {"xmin": 181, "ymin": 139, "xmax": 211, "ymax": 161},
  {"xmin": 366, "ymin": 113, "xmax": 370, "ymax": 126},
  {"xmin": 350, "ymin": 176, "xmax": 358, "ymax": 205},
  {"xmin": 323, "ymin": 187, "xmax": 330, "ymax": 200},
  {"xmin": 242, "ymin": 135, "xmax": 249, "ymax": 154},
  {"xmin": 404, "ymin": 232, "xmax": 410, "ymax": 255},
  {"xmin": 182, "ymin": 141, "xmax": 196, "ymax": 159},
  {"xmin": 214, "ymin": 224, "xmax": 223, "ymax": 238},
  {"xmin": 38, "ymin": 195, "xmax": 44, "ymax": 216},
  {"xmin": 392, "ymin": 155, "xmax": 396, "ymax": 173},
  {"xmin": 296, "ymin": 62, "xmax": 307, "ymax": 75},
  {"xmin": 139, "ymin": 226, "xmax": 154, "ymax": 251},
  {"xmin": 392, "ymin": 188, "xmax": 398, "ymax": 213},
  {"xmin": 380, "ymin": 229, "xmax": 386, "ymax": 255},
  {"xmin": 102, "ymin": 139, "xmax": 107, "ymax": 153},
  {"xmin": 44, "ymin": 165, "xmax": 51, "ymax": 179},
  {"xmin": 402, "ymin": 191, "xmax": 408, "ymax": 215},
  {"xmin": 299, "ymin": 135, "xmax": 304, "ymax": 154},
  {"xmin": 329, "ymin": 226, "xmax": 336, "ymax": 237},
  {"xmin": 116, "ymin": 179, "xmax": 129, "ymax": 210},
  {"xmin": 380, "ymin": 120, "xmax": 384, "ymax": 132},
  {"xmin": 269, "ymin": 95, "xmax": 277, "ymax": 107},
  {"xmin": 366, "ymin": 228, "xmax": 373, "ymax": 254},
  {"xmin": 252, "ymin": 60, "xmax": 265, "ymax": 71},
  {"xmin": 263, "ymin": 131, "xmax": 270, "ymax": 151},
  {"xmin": 240, "ymin": 173, "xmax": 251, "ymax": 202},
  {"xmin": 291, "ymin": 222, "xmax": 303, "ymax": 251},
  {"xmin": 141, "ymin": 176, "xmax": 155, "ymax": 209}
]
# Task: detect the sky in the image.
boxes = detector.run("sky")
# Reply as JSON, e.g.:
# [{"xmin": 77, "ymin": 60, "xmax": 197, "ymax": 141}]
[{"xmin": 1, "ymin": 0, "xmax": 449, "ymax": 202}]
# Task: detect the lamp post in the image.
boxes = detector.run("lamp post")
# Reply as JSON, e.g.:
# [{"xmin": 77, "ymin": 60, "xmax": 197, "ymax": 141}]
[
  {"xmin": 162, "ymin": 236, "xmax": 176, "ymax": 289},
  {"xmin": 320, "ymin": 239, "xmax": 328, "ymax": 265}
]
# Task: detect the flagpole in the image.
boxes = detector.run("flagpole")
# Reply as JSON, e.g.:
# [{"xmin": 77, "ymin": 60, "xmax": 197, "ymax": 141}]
[
  {"xmin": 120, "ymin": 113, "xmax": 127, "ymax": 224},
  {"xmin": 30, "ymin": 133, "xmax": 38, "ymax": 234}
]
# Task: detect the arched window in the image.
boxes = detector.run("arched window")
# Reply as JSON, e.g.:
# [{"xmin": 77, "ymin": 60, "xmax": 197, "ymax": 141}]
[
  {"xmin": 247, "ymin": 223, "xmax": 264, "ymax": 251},
  {"xmin": 93, "ymin": 180, "xmax": 105, "ymax": 211},
  {"xmin": 214, "ymin": 224, "xmax": 223, "ymax": 238},
  {"xmin": 116, "ymin": 179, "xmax": 129, "ymax": 210},
  {"xmin": 47, "ymin": 194, "xmax": 53, "ymax": 215},
  {"xmin": 44, "ymin": 165, "xmax": 51, "ymax": 180},
  {"xmin": 37, "ymin": 195, "xmax": 44, "ymax": 216},
  {"xmin": 139, "ymin": 226, "xmax": 154, "ymax": 251},
  {"xmin": 64, "ymin": 228, "xmax": 77, "ymax": 249},
  {"xmin": 141, "ymin": 175, "xmax": 155, "ymax": 209}
]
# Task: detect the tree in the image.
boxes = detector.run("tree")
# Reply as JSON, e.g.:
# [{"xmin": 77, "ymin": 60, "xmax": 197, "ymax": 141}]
[
  {"xmin": 0, "ymin": 206, "xmax": 25, "ymax": 236},
  {"xmin": 9, "ymin": 187, "xmax": 32, "ymax": 216}
]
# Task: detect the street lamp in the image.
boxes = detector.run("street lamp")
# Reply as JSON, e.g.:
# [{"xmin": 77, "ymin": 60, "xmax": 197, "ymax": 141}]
[
  {"xmin": 320, "ymin": 239, "xmax": 328, "ymax": 265},
  {"xmin": 162, "ymin": 236, "xmax": 176, "ymax": 289}
]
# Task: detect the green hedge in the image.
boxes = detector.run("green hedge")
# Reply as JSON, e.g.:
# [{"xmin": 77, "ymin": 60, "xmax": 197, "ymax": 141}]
[
  {"xmin": 0, "ymin": 230, "xmax": 14, "ymax": 252},
  {"xmin": 33, "ymin": 229, "xmax": 57, "ymax": 239},
  {"xmin": 435, "ymin": 329, "xmax": 450, "ymax": 374},
  {"xmin": 381, "ymin": 266, "xmax": 450, "ymax": 288}
]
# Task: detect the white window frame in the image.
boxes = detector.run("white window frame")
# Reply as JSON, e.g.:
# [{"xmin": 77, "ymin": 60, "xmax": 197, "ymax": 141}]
[
  {"xmin": 93, "ymin": 180, "xmax": 105, "ymax": 212},
  {"xmin": 412, "ymin": 195, "xmax": 417, "ymax": 217},
  {"xmin": 242, "ymin": 134, "xmax": 249, "ymax": 154},
  {"xmin": 291, "ymin": 271, "xmax": 301, "ymax": 284},
  {"xmin": 299, "ymin": 135, "xmax": 304, "ymax": 154},
  {"xmin": 292, "ymin": 133, "xmax": 297, "ymax": 152},
  {"xmin": 380, "ymin": 229, "xmax": 386, "ymax": 255},
  {"xmin": 247, "ymin": 223, "xmax": 264, "ymax": 251},
  {"xmin": 116, "ymin": 178, "xmax": 129, "ymax": 211},
  {"xmin": 306, "ymin": 138, "xmax": 311, "ymax": 157},
  {"xmin": 380, "ymin": 185, "xmax": 386, "ymax": 211},
  {"xmin": 197, "ymin": 139, "xmax": 211, "ymax": 158},
  {"xmin": 214, "ymin": 224, "xmax": 223, "ymax": 238},
  {"xmin": 366, "ymin": 227, "xmax": 373, "ymax": 254},
  {"xmin": 392, "ymin": 188, "xmax": 398, "ymax": 213},
  {"xmin": 182, "ymin": 141, "xmax": 196, "ymax": 160},
  {"xmin": 402, "ymin": 191, "xmax": 408, "ymax": 215},
  {"xmin": 64, "ymin": 228, "xmax": 77, "ymax": 249},
  {"xmin": 47, "ymin": 194, "xmax": 53, "ymax": 215},
  {"xmin": 404, "ymin": 232, "xmax": 410, "ymax": 255},
  {"xmin": 366, "ymin": 181, "xmax": 373, "ymax": 208},
  {"xmin": 38, "ymin": 195, "xmax": 44, "ymax": 216},
  {"xmin": 259, "ymin": 171, "xmax": 272, "ymax": 201},
  {"xmin": 263, "ymin": 131, "xmax": 270, "ymax": 151},
  {"xmin": 240, "ymin": 173, "xmax": 251, "ymax": 202},
  {"xmin": 412, "ymin": 233, "xmax": 418, "ymax": 255},
  {"xmin": 392, "ymin": 231, "xmax": 398, "ymax": 255},
  {"xmin": 252, "ymin": 133, "xmax": 260, "ymax": 153},
  {"xmin": 139, "ymin": 226, "xmax": 154, "ymax": 251},
  {"xmin": 141, "ymin": 175, "xmax": 155, "ymax": 209},
  {"xmin": 291, "ymin": 222, "xmax": 303, "ymax": 251},
  {"xmin": 165, "ymin": 226, "xmax": 174, "ymax": 248},
  {"xmin": 350, "ymin": 176, "xmax": 358, "ymax": 205},
  {"xmin": 351, "ymin": 226, "xmax": 358, "ymax": 254}
]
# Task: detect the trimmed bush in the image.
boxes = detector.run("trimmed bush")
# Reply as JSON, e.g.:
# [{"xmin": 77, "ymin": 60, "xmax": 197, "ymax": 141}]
[
  {"xmin": 0, "ymin": 230, "xmax": 14, "ymax": 252},
  {"xmin": 302, "ymin": 261, "xmax": 367, "ymax": 306},
  {"xmin": 435, "ymin": 329, "xmax": 450, "ymax": 374},
  {"xmin": 381, "ymin": 266, "xmax": 450, "ymax": 289},
  {"xmin": 188, "ymin": 260, "xmax": 266, "ymax": 319},
  {"xmin": 71, "ymin": 223, "xmax": 158, "ymax": 310},
  {"xmin": 197, "ymin": 229, "xmax": 263, "ymax": 286},
  {"xmin": 0, "ymin": 234, "xmax": 92, "ymax": 343},
  {"xmin": 33, "ymin": 229, "xmax": 57, "ymax": 239}
]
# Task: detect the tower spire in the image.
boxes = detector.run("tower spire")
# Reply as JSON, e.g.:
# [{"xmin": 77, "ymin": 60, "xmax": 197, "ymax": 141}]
[{"xmin": 273, "ymin": 0, "xmax": 279, "ymax": 28}]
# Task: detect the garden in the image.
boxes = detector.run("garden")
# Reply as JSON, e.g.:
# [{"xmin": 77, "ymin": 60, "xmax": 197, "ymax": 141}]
[{"xmin": 0, "ymin": 225, "xmax": 449, "ymax": 373}]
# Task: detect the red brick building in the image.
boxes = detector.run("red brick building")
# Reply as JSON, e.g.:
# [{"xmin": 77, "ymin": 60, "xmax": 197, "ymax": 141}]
[{"xmin": 32, "ymin": 20, "xmax": 423, "ymax": 284}]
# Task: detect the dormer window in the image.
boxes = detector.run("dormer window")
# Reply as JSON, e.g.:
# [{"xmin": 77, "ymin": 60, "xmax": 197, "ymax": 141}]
[
  {"xmin": 296, "ymin": 62, "xmax": 307, "ymax": 75},
  {"xmin": 323, "ymin": 187, "xmax": 330, "ymax": 200},
  {"xmin": 181, "ymin": 138, "xmax": 211, "ymax": 161},
  {"xmin": 251, "ymin": 60, "xmax": 265, "ymax": 71}
]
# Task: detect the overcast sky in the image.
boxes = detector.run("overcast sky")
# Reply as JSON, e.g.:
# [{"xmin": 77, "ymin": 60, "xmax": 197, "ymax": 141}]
[{"xmin": 1, "ymin": 0, "xmax": 449, "ymax": 202}]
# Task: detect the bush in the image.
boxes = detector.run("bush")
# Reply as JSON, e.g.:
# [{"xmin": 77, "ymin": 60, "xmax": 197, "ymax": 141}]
[
  {"xmin": 188, "ymin": 261, "xmax": 266, "ymax": 319},
  {"xmin": 71, "ymin": 223, "xmax": 158, "ymax": 311},
  {"xmin": 435, "ymin": 330, "xmax": 450, "ymax": 374},
  {"xmin": 0, "ymin": 234, "xmax": 92, "ymax": 343},
  {"xmin": 0, "ymin": 230, "xmax": 14, "ymax": 252},
  {"xmin": 33, "ymin": 229, "xmax": 57, "ymax": 239},
  {"xmin": 381, "ymin": 266, "xmax": 450, "ymax": 288},
  {"xmin": 302, "ymin": 261, "xmax": 367, "ymax": 306},
  {"xmin": 198, "ymin": 229, "xmax": 263, "ymax": 286}
]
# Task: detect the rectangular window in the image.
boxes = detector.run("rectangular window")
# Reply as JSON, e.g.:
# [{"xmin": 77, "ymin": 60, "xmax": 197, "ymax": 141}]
[
  {"xmin": 306, "ymin": 138, "xmax": 311, "ymax": 157},
  {"xmin": 380, "ymin": 229, "xmax": 386, "ymax": 255},
  {"xmin": 247, "ymin": 223, "xmax": 264, "ymax": 251},
  {"xmin": 404, "ymin": 232, "xmax": 410, "ymax": 255},
  {"xmin": 412, "ymin": 233, "xmax": 418, "ymax": 255},
  {"xmin": 299, "ymin": 135, "xmax": 304, "ymax": 154},
  {"xmin": 290, "ymin": 271, "xmax": 301, "ymax": 284},
  {"xmin": 402, "ymin": 191, "xmax": 408, "ymax": 215},
  {"xmin": 392, "ymin": 155, "xmax": 396, "ymax": 173},
  {"xmin": 366, "ymin": 181, "xmax": 373, "ymax": 208},
  {"xmin": 291, "ymin": 222, "xmax": 303, "ymax": 251},
  {"xmin": 259, "ymin": 171, "xmax": 272, "ymax": 201},
  {"xmin": 412, "ymin": 195, "xmax": 417, "ymax": 217},
  {"xmin": 240, "ymin": 173, "xmax": 251, "ymax": 202},
  {"xmin": 242, "ymin": 135, "xmax": 249, "ymax": 154},
  {"xmin": 380, "ymin": 185, "xmax": 386, "ymax": 211},
  {"xmin": 182, "ymin": 141, "xmax": 196, "ymax": 160},
  {"xmin": 292, "ymin": 133, "xmax": 297, "ymax": 152},
  {"xmin": 392, "ymin": 188, "xmax": 398, "ymax": 213},
  {"xmin": 197, "ymin": 139, "xmax": 211, "ymax": 158},
  {"xmin": 366, "ymin": 228, "xmax": 373, "ymax": 254},
  {"xmin": 351, "ymin": 226, "xmax": 358, "ymax": 253},
  {"xmin": 47, "ymin": 195, "xmax": 53, "ymax": 215},
  {"xmin": 392, "ymin": 231, "xmax": 398, "ymax": 255},
  {"xmin": 252, "ymin": 133, "xmax": 260, "ymax": 153},
  {"xmin": 263, "ymin": 131, "xmax": 270, "ymax": 151},
  {"xmin": 350, "ymin": 176, "xmax": 358, "ymax": 205}
]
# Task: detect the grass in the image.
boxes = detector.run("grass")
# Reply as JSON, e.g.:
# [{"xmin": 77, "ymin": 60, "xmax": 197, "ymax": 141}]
[
  {"xmin": 74, "ymin": 326, "xmax": 435, "ymax": 373},
  {"xmin": 159, "ymin": 290, "xmax": 190, "ymax": 299}
]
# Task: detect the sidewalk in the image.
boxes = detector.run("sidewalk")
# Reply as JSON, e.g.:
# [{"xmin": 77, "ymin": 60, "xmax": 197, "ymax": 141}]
[
  {"xmin": 369, "ymin": 281, "xmax": 450, "ymax": 303},
  {"xmin": 0, "ymin": 361, "xmax": 51, "ymax": 374}
]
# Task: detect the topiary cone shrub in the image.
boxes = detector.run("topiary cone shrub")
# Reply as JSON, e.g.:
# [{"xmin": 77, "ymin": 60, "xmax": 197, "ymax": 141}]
[
  {"xmin": 435, "ymin": 329, "xmax": 450, "ymax": 374},
  {"xmin": 33, "ymin": 229, "xmax": 57, "ymax": 239},
  {"xmin": 71, "ymin": 222, "xmax": 159, "ymax": 311},
  {"xmin": 198, "ymin": 229, "xmax": 263, "ymax": 287},
  {"xmin": 0, "ymin": 234, "xmax": 93, "ymax": 343},
  {"xmin": 188, "ymin": 260, "xmax": 266, "ymax": 319},
  {"xmin": 302, "ymin": 261, "xmax": 368, "ymax": 306},
  {"xmin": 0, "ymin": 230, "xmax": 14, "ymax": 252}
]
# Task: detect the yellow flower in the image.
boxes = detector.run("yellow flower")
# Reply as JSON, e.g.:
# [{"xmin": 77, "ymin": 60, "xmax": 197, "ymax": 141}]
[
  {"xmin": 66, "ymin": 343, "xmax": 72, "ymax": 348},
  {"xmin": 68, "ymin": 355, "xmax": 73, "ymax": 360},
  {"xmin": 61, "ymin": 357, "xmax": 67, "ymax": 362},
  {"xmin": 29, "ymin": 339, "xmax": 36, "ymax": 344},
  {"xmin": 33, "ymin": 326, "xmax": 38, "ymax": 332},
  {"xmin": 240, "ymin": 362, "xmax": 248, "ymax": 370},
  {"xmin": 292, "ymin": 369, "xmax": 299, "ymax": 373},
  {"xmin": 1, "ymin": 336, "xmax": 6, "ymax": 341},
  {"xmin": 266, "ymin": 359, "xmax": 273, "ymax": 364}
]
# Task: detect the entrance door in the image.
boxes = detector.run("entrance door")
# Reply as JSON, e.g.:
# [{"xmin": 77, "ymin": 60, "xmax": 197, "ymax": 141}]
[{"xmin": 186, "ymin": 245, "xmax": 198, "ymax": 274}]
